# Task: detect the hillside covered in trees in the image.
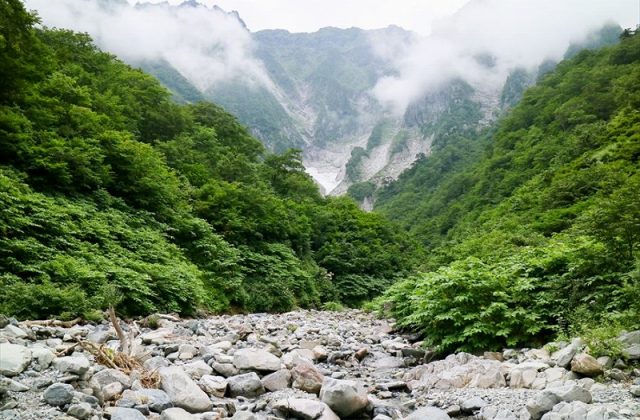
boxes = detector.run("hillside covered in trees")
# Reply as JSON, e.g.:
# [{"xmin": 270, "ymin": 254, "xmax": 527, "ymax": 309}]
[
  {"xmin": 0, "ymin": 0, "xmax": 415, "ymax": 320},
  {"xmin": 374, "ymin": 30, "xmax": 640, "ymax": 353}
]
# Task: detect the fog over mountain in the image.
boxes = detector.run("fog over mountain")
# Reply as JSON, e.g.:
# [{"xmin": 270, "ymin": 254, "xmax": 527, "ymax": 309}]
[{"xmin": 24, "ymin": 0, "xmax": 638, "ymax": 195}]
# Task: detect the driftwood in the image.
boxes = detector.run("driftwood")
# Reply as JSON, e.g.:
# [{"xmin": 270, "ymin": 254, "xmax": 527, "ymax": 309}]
[{"xmin": 23, "ymin": 317, "xmax": 83, "ymax": 328}]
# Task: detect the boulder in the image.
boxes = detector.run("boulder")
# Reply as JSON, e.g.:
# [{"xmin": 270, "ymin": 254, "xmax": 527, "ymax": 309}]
[
  {"xmin": 227, "ymin": 372, "xmax": 265, "ymax": 398},
  {"xmin": 292, "ymin": 363, "xmax": 325, "ymax": 394},
  {"xmin": 43, "ymin": 383, "xmax": 75, "ymax": 407},
  {"xmin": 159, "ymin": 366, "xmax": 213, "ymax": 413},
  {"xmin": 273, "ymin": 398, "xmax": 340, "ymax": 420},
  {"xmin": 233, "ymin": 348, "xmax": 281, "ymax": 372},
  {"xmin": 551, "ymin": 342, "xmax": 580, "ymax": 368},
  {"xmin": 461, "ymin": 396, "xmax": 488, "ymax": 413},
  {"xmin": 31, "ymin": 346, "xmax": 56, "ymax": 371},
  {"xmin": 405, "ymin": 406, "xmax": 451, "ymax": 420},
  {"xmin": 261, "ymin": 369, "xmax": 291, "ymax": 392},
  {"xmin": 319, "ymin": 378, "xmax": 368, "ymax": 418},
  {"xmin": 0, "ymin": 343, "xmax": 32, "ymax": 376},
  {"xmin": 89, "ymin": 368, "xmax": 131, "ymax": 401},
  {"xmin": 570, "ymin": 353, "xmax": 603, "ymax": 377},
  {"xmin": 119, "ymin": 389, "xmax": 173, "ymax": 413},
  {"xmin": 549, "ymin": 383, "xmax": 592, "ymax": 403}
]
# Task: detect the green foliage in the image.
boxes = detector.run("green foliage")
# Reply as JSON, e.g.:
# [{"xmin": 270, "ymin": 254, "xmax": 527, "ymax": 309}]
[
  {"xmin": 322, "ymin": 301, "xmax": 346, "ymax": 312},
  {"xmin": 0, "ymin": 0, "xmax": 412, "ymax": 319},
  {"xmin": 376, "ymin": 31, "xmax": 640, "ymax": 352}
]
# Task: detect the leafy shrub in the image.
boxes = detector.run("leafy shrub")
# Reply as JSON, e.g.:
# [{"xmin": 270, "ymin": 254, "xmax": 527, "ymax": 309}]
[{"xmin": 322, "ymin": 301, "xmax": 346, "ymax": 312}]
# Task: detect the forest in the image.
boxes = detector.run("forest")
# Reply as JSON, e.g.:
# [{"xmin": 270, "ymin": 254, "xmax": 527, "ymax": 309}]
[{"xmin": 0, "ymin": 0, "xmax": 414, "ymax": 320}]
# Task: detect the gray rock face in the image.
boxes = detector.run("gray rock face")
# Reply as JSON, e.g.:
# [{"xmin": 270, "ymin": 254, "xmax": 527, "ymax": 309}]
[
  {"xmin": 159, "ymin": 366, "xmax": 213, "ymax": 413},
  {"xmin": 551, "ymin": 343, "xmax": 580, "ymax": 368},
  {"xmin": 233, "ymin": 348, "xmax": 281, "ymax": 372},
  {"xmin": 319, "ymin": 378, "xmax": 368, "ymax": 417},
  {"xmin": 43, "ymin": 383, "xmax": 75, "ymax": 407},
  {"xmin": 159, "ymin": 407, "xmax": 196, "ymax": 420},
  {"xmin": 110, "ymin": 407, "xmax": 147, "ymax": 420},
  {"xmin": 0, "ymin": 343, "xmax": 32, "ymax": 376},
  {"xmin": 261, "ymin": 369, "xmax": 291, "ymax": 392},
  {"xmin": 273, "ymin": 398, "xmax": 339, "ymax": 420},
  {"xmin": 227, "ymin": 372, "xmax": 265, "ymax": 398},
  {"xmin": 404, "ymin": 406, "xmax": 451, "ymax": 420}
]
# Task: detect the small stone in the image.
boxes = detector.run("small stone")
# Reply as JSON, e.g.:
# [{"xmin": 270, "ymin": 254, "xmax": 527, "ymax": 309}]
[
  {"xmin": 159, "ymin": 366, "xmax": 213, "ymax": 413},
  {"xmin": 53, "ymin": 355, "xmax": 91, "ymax": 375},
  {"xmin": 292, "ymin": 363, "xmax": 325, "ymax": 394},
  {"xmin": 198, "ymin": 375, "xmax": 227, "ymax": 398},
  {"xmin": 227, "ymin": 372, "xmax": 265, "ymax": 398},
  {"xmin": 405, "ymin": 406, "xmax": 451, "ymax": 420},
  {"xmin": 67, "ymin": 402, "xmax": 93, "ymax": 419},
  {"xmin": 354, "ymin": 348, "xmax": 369, "ymax": 361},
  {"xmin": 319, "ymin": 378, "xmax": 368, "ymax": 418},
  {"xmin": 261, "ymin": 369, "xmax": 291, "ymax": 392},
  {"xmin": 233, "ymin": 348, "xmax": 281, "ymax": 372},
  {"xmin": 43, "ymin": 383, "xmax": 75, "ymax": 407},
  {"xmin": 211, "ymin": 362, "xmax": 238, "ymax": 378},
  {"xmin": 110, "ymin": 407, "xmax": 147, "ymax": 420},
  {"xmin": 461, "ymin": 396, "xmax": 488, "ymax": 413},
  {"xmin": 160, "ymin": 407, "xmax": 197, "ymax": 420}
]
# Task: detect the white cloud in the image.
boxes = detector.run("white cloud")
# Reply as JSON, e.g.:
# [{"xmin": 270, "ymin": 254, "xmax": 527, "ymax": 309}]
[
  {"xmin": 25, "ymin": 0, "xmax": 273, "ymax": 91},
  {"xmin": 371, "ymin": 0, "xmax": 639, "ymax": 114}
]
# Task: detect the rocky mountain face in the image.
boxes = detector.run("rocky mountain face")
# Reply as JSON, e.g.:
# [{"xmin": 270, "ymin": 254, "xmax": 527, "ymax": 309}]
[
  {"xmin": 136, "ymin": 3, "xmax": 621, "ymax": 198},
  {"xmin": 1, "ymin": 311, "xmax": 639, "ymax": 419}
]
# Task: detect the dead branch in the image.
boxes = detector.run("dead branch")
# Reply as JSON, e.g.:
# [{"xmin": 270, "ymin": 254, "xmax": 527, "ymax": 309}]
[
  {"xmin": 23, "ymin": 317, "xmax": 83, "ymax": 328},
  {"xmin": 108, "ymin": 305, "xmax": 129, "ymax": 355}
]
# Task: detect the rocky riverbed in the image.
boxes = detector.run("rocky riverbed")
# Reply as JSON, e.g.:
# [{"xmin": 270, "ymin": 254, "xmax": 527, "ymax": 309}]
[{"xmin": 0, "ymin": 310, "xmax": 639, "ymax": 420}]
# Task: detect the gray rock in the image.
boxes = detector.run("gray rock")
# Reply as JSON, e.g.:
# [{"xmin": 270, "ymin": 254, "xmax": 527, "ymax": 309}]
[
  {"xmin": 630, "ymin": 385, "xmax": 640, "ymax": 397},
  {"xmin": 461, "ymin": 396, "xmax": 488, "ymax": 413},
  {"xmin": 211, "ymin": 362, "xmax": 238, "ymax": 378},
  {"xmin": 198, "ymin": 375, "xmax": 227, "ymax": 398},
  {"xmin": 551, "ymin": 343, "xmax": 580, "ymax": 368},
  {"xmin": 67, "ymin": 402, "xmax": 93, "ymax": 419},
  {"xmin": 292, "ymin": 362, "xmax": 324, "ymax": 394},
  {"xmin": 618, "ymin": 330, "xmax": 640, "ymax": 346},
  {"xmin": 31, "ymin": 346, "xmax": 56, "ymax": 371},
  {"xmin": 626, "ymin": 343, "xmax": 640, "ymax": 360},
  {"xmin": 183, "ymin": 360, "xmax": 213, "ymax": 380},
  {"xmin": 144, "ymin": 355, "xmax": 170, "ymax": 371},
  {"xmin": 227, "ymin": 372, "xmax": 265, "ymax": 398},
  {"xmin": 273, "ymin": 398, "xmax": 339, "ymax": 420},
  {"xmin": 526, "ymin": 390, "xmax": 560, "ymax": 420},
  {"xmin": 570, "ymin": 353, "xmax": 603, "ymax": 376},
  {"xmin": 89, "ymin": 368, "xmax": 131, "ymax": 401},
  {"xmin": 3, "ymin": 325, "xmax": 28, "ymax": 339},
  {"xmin": 0, "ymin": 343, "xmax": 32, "ymax": 376},
  {"xmin": 230, "ymin": 412, "xmax": 260, "ymax": 420},
  {"xmin": 119, "ymin": 389, "xmax": 173, "ymax": 413},
  {"xmin": 233, "ymin": 348, "xmax": 281, "ymax": 372},
  {"xmin": 43, "ymin": 383, "xmax": 75, "ymax": 407},
  {"xmin": 160, "ymin": 407, "xmax": 196, "ymax": 420},
  {"xmin": 110, "ymin": 407, "xmax": 147, "ymax": 420},
  {"xmin": 1, "ymin": 378, "xmax": 29, "ymax": 392},
  {"xmin": 549, "ymin": 383, "xmax": 592, "ymax": 403},
  {"xmin": 53, "ymin": 355, "xmax": 91, "ymax": 375},
  {"xmin": 159, "ymin": 366, "xmax": 213, "ymax": 413},
  {"xmin": 102, "ymin": 382, "xmax": 124, "ymax": 401},
  {"xmin": 261, "ymin": 369, "xmax": 291, "ymax": 392},
  {"xmin": 319, "ymin": 378, "xmax": 368, "ymax": 418},
  {"xmin": 404, "ymin": 406, "xmax": 451, "ymax": 420}
]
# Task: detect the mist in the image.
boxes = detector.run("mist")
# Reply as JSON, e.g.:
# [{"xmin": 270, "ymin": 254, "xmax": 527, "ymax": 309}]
[
  {"xmin": 24, "ymin": 0, "xmax": 272, "ymax": 91},
  {"xmin": 372, "ymin": 0, "xmax": 639, "ymax": 115}
]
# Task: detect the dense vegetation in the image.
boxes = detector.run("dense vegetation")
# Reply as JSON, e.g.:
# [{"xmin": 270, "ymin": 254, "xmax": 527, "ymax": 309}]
[
  {"xmin": 0, "ymin": 0, "xmax": 414, "ymax": 320},
  {"xmin": 373, "ymin": 30, "xmax": 640, "ymax": 353}
]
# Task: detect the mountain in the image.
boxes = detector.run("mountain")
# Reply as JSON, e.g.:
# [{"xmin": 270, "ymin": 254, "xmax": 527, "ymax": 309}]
[{"xmin": 373, "ymin": 30, "xmax": 640, "ymax": 353}]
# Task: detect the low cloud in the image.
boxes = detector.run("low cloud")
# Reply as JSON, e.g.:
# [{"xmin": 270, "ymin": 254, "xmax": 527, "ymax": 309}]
[
  {"xmin": 372, "ymin": 0, "xmax": 638, "ymax": 114},
  {"xmin": 24, "ymin": 0, "xmax": 273, "ymax": 91}
]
